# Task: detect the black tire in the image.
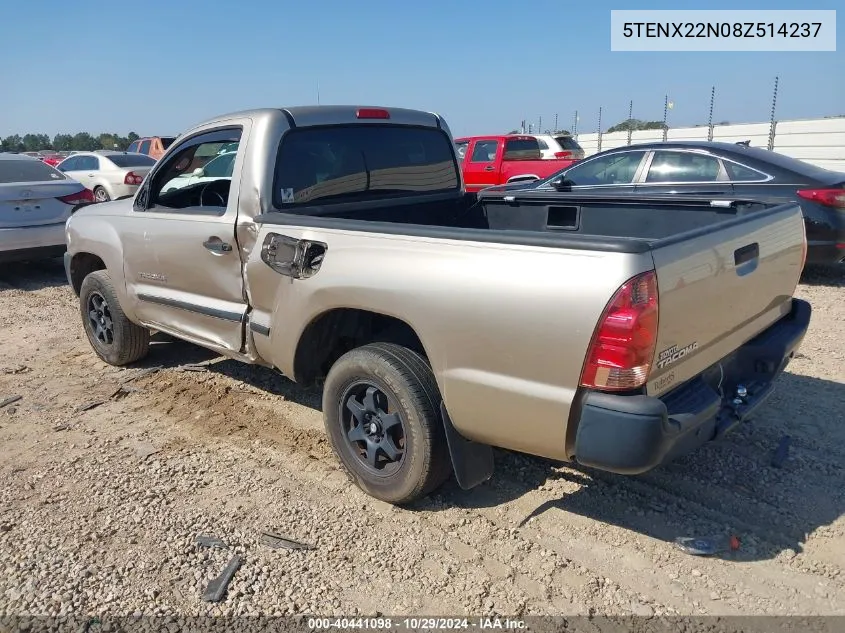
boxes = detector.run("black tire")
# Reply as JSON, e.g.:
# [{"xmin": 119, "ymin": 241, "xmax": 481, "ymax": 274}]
[
  {"xmin": 323, "ymin": 342, "xmax": 452, "ymax": 505},
  {"xmin": 79, "ymin": 270, "xmax": 150, "ymax": 366},
  {"xmin": 93, "ymin": 186, "xmax": 110, "ymax": 203}
]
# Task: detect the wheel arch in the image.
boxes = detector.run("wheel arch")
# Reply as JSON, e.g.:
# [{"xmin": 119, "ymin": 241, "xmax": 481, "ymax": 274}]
[
  {"xmin": 506, "ymin": 174, "xmax": 540, "ymax": 183},
  {"xmin": 292, "ymin": 307, "xmax": 430, "ymax": 386},
  {"xmin": 67, "ymin": 252, "xmax": 107, "ymax": 296}
]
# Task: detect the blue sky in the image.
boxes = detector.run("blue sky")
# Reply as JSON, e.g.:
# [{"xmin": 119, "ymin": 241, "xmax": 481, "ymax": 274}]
[{"xmin": 0, "ymin": 0, "xmax": 841, "ymax": 138}]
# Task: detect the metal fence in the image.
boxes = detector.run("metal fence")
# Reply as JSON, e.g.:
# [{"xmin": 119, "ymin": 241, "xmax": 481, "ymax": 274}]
[
  {"xmin": 575, "ymin": 117, "xmax": 845, "ymax": 173},
  {"xmin": 519, "ymin": 79, "xmax": 845, "ymax": 173}
]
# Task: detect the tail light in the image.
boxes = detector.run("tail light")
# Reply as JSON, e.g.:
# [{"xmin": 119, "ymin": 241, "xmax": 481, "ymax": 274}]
[
  {"xmin": 124, "ymin": 171, "xmax": 144, "ymax": 185},
  {"xmin": 553, "ymin": 151, "xmax": 573, "ymax": 159},
  {"xmin": 356, "ymin": 108, "xmax": 390, "ymax": 119},
  {"xmin": 579, "ymin": 270, "xmax": 659, "ymax": 392},
  {"xmin": 796, "ymin": 188, "xmax": 845, "ymax": 209},
  {"xmin": 58, "ymin": 189, "xmax": 95, "ymax": 205}
]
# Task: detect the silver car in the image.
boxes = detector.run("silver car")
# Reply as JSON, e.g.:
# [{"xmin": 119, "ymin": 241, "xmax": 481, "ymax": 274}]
[
  {"xmin": 56, "ymin": 151, "xmax": 156, "ymax": 202},
  {"xmin": 0, "ymin": 153, "xmax": 94, "ymax": 263}
]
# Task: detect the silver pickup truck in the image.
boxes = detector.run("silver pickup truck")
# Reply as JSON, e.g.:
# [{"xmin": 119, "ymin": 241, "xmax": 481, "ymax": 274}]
[{"xmin": 64, "ymin": 106, "xmax": 812, "ymax": 504}]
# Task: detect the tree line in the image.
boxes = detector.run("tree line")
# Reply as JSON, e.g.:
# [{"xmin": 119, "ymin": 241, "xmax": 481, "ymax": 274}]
[{"xmin": 1, "ymin": 132, "xmax": 141, "ymax": 153}]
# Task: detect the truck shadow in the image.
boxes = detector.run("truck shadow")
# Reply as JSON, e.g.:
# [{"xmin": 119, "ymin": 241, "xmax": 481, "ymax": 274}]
[
  {"xmin": 801, "ymin": 264, "xmax": 845, "ymax": 288},
  {"xmin": 138, "ymin": 334, "xmax": 321, "ymax": 410},
  {"xmin": 436, "ymin": 371, "xmax": 845, "ymax": 564},
  {"xmin": 0, "ymin": 257, "xmax": 68, "ymax": 292},
  {"xmin": 131, "ymin": 337, "xmax": 843, "ymax": 564}
]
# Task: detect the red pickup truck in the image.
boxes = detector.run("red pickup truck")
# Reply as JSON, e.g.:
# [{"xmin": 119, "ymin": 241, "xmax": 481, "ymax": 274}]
[{"xmin": 454, "ymin": 135, "xmax": 577, "ymax": 192}]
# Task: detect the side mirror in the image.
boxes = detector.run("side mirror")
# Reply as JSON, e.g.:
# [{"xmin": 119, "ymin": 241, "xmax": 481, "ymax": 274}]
[
  {"xmin": 552, "ymin": 177, "xmax": 574, "ymax": 192},
  {"xmin": 192, "ymin": 167, "xmax": 204, "ymax": 177}
]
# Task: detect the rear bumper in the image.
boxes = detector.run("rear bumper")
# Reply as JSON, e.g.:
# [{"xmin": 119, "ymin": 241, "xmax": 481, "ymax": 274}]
[
  {"xmin": 573, "ymin": 298, "xmax": 812, "ymax": 475},
  {"xmin": 0, "ymin": 223, "xmax": 67, "ymax": 263},
  {"xmin": 107, "ymin": 183, "xmax": 139, "ymax": 200}
]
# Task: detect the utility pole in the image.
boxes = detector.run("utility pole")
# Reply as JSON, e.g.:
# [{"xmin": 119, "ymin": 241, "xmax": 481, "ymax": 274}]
[
  {"xmin": 707, "ymin": 86, "xmax": 715, "ymax": 142},
  {"xmin": 597, "ymin": 106, "xmax": 603, "ymax": 152},
  {"xmin": 767, "ymin": 76, "xmax": 779, "ymax": 150},
  {"xmin": 627, "ymin": 100, "xmax": 634, "ymax": 146}
]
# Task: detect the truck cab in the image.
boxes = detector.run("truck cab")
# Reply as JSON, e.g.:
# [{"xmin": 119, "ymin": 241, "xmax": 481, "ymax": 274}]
[{"xmin": 454, "ymin": 134, "xmax": 577, "ymax": 192}]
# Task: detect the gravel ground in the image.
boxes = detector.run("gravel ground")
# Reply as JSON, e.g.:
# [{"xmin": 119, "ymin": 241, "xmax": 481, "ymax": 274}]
[{"xmin": 0, "ymin": 259, "xmax": 843, "ymax": 620}]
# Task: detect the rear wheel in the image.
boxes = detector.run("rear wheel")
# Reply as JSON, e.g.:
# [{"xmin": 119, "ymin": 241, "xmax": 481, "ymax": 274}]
[
  {"xmin": 93, "ymin": 186, "xmax": 110, "ymax": 202},
  {"xmin": 323, "ymin": 343, "xmax": 451, "ymax": 505},
  {"xmin": 79, "ymin": 270, "xmax": 149, "ymax": 366}
]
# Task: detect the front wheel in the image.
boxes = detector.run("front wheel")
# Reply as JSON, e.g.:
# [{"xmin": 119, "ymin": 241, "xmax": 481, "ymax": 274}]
[
  {"xmin": 323, "ymin": 343, "xmax": 451, "ymax": 505},
  {"xmin": 79, "ymin": 270, "xmax": 150, "ymax": 366}
]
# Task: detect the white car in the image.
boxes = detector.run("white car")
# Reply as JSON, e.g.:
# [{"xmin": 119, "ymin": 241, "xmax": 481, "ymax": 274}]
[
  {"xmin": 161, "ymin": 150, "xmax": 237, "ymax": 193},
  {"xmin": 532, "ymin": 134, "xmax": 586, "ymax": 160},
  {"xmin": 56, "ymin": 151, "xmax": 156, "ymax": 202},
  {"xmin": 0, "ymin": 154, "xmax": 94, "ymax": 263}
]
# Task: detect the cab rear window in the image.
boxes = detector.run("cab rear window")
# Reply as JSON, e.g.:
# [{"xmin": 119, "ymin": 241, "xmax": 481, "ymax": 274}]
[{"xmin": 273, "ymin": 125, "xmax": 459, "ymax": 208}]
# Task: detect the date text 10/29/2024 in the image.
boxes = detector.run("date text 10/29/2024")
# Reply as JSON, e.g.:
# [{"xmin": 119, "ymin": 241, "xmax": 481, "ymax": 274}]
[{"xmin": 308, "ymin": 618, "xmax": 526, "ymax": 630}]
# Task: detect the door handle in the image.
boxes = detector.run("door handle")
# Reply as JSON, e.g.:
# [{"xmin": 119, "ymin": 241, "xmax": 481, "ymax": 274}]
[
  {"xmin": 203, "ymin": 238, "xmax": 233, "ymax": 253},
  {"xmin": 484, "ymin": 166, "xmax": 495, "ymax": 172},
  {"xmin": 87, "ymin": 173, "xmax": 95, "ymax": 177}
]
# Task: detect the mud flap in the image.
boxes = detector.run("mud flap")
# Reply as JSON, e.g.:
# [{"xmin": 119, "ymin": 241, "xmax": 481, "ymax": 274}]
[{"xmin": 440, "ymin": 402, "xmax": 494, "ymax": 490}]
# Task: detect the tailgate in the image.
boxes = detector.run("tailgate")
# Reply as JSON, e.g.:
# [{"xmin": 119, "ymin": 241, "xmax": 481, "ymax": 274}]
[{"xmin": 647, "ymin": 202, "xmax": 806, "ymax": 397}]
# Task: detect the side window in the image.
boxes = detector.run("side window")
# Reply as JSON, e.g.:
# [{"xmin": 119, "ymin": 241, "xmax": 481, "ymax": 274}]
[
  {"xmin": 646, "ymin": 151, "xmax": 722, "ymax": 183},
  {"xmin": 202, "ymin": 152, "xmax": 236, "ymax": 178},
  {"xmin": 724, "ymin": 160, "xmax": 766, "ymax": 182},
  {"xmin": 79, "ymin": 156, "xmax": 100, "ymax": 171},
  {"xmin": 143, "ymin": 128, "xmax": 242, "ymax": 214},
  {"xmin": 470, "ymin": 140, "xmax": 499, "ymax": 163},
  {"xmin": 536, "ymin": 138, "xmax": 549, "ymax": 150},
  {"xmin": 58, "ymin": 157, "xmax": 79, "ymax": 171},
  {"xmin": 563, "ymin": 151, "xmax": 647, "ymax": 186},
  {"xmin": 138, "ymin": 140, "xmax": 151, "ymax": 155},
  {"xmin": 127, "ymin": 141, "xmax": 139, "ymax": 153},
  {"xmin": 455, "ymin": 141, "xmax": 469, "ymax": 161}
]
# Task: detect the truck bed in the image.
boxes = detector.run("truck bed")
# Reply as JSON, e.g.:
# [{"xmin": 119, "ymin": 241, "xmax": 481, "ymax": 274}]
[
  {"xmin": 255, "ymin": 191, "xmax": 806, "ymax": 444},
  {"xmin": 256, "ymin": 191, "xmax": 795, "ymax": 253}
]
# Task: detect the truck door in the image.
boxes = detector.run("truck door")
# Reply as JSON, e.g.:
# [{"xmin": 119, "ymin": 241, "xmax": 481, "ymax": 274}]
[
  {"xmin": 462, "ymin": 139, "xmax": 501, "ymax": 192},
  {"xmin": 121, "ymin": 122, "xmax": 250, "ymax": 354}
]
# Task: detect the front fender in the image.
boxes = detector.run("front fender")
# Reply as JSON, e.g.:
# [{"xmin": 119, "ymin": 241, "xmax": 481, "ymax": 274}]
[{"xmin": 65, "ymin": 212, "xmax": 135, "ymax": 321}]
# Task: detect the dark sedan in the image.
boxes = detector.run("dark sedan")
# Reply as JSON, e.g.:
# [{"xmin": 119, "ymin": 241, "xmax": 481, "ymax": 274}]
[{"xmin": 498, "ymin": 141, "xmax": 845, "ymax": 265}]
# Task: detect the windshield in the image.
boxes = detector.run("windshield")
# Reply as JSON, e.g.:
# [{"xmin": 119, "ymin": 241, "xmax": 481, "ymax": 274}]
[
  {"xmin": 108, "ymin": 154, "xmax": 157, "ymax": 168},
  {"xmin": 274, "ymin": 125, "xmax": 459, "ymax": 208},
  {"xmin": 0, "ymin": 158, "xmax": 68, "ymax": 184}
]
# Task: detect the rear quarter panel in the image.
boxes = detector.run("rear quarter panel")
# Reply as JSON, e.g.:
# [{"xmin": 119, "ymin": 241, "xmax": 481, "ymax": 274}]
[{"xmin": 245, "ymin": 224, "xmax": 654, "ymax": 460}]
